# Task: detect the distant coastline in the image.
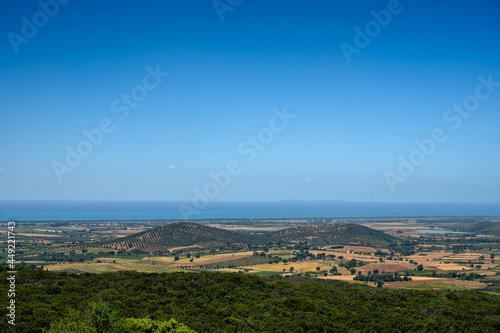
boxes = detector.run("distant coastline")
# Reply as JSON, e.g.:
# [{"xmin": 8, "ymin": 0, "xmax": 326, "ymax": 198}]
[{"xmin": 1, "ymin": 200, "xmax": 499, "ymax": 221}]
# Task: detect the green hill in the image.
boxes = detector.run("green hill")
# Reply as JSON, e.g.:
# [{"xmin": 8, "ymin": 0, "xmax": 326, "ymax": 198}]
[
  {"xmin": 270, "ymin": 223, "xmax": 397, "ymax": 247},
  {"xmin": 97, "ymin": 222, "xmax": 397, "ymax": 253},
  {"xmin": 99, "ymin": 222, "xmax": 265, "ymax": 252},
  {"xmin": 451, "ymin": 221, "xmax": 500, "ymax": 236}
]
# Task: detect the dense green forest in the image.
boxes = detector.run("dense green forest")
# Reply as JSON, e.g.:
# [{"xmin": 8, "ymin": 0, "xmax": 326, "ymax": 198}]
[{"xmin": 1, "ymin": 267, "xmax": 499, "ymax": 332}]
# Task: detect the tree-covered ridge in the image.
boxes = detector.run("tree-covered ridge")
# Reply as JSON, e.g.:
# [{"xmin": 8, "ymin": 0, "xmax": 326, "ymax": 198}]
[
  {"xmin": 1, "ymin": 267, "xmax": 499, "ymax": 333},
  {"xmin": 449, "ymin": 221, "xmax": 500, "ymax": 236},
  {"xmin": 270, "ymin": 223, "xmax": 398, "ymax": 247},
  {"xmin": 97, "ymin": 222, "xmax": 265, "ymax": 252},
  {"xmin": 92, "ymin": 222, "xmax": 398, "ymax": 253}
]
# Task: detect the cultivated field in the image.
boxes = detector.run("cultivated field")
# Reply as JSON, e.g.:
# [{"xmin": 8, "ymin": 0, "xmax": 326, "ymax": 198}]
[{"xmin": 4, "ymin": 217, "xmax": 499, "ymax": 292}]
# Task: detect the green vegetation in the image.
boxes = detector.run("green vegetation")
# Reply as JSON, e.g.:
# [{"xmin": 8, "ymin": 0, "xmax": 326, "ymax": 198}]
[
  {"xmin": 1, "ymin": 267, "xmax": 499, "ymax": 332},
  {"xmin": 354, "ymin": 271, "xmax": 412, "ymax": 283},
  {"xmin": 18, "ymin": 250, "xmax": 117, "ymax": 263},
  {"xmin": 97, "ymin": 222, "xmax": 266, "ymax": 253},
  {"xmin": 1, "ymin": 217, "xmax": 500, "ymax": 332},
  {"xmin": 448, "ymin": 221, "xmax": 500, "ymax": 237},
  {"xmin": 425, "ymin": 271, "xmax": 486, "ymax": 280},
  {"xmin": 89, "ymin": 222, "xmax": 399, "ymax": 254},
  {"xmin": 271, "ymin": 223, "xmax": 398, "ymax": 247},
  {"xmin": 339, "ymin": 258, "xmax": 366, "ymax": 269},
  {"xmin": 47, "ymin": 300, "xmax": 195, "ymax": 333}
]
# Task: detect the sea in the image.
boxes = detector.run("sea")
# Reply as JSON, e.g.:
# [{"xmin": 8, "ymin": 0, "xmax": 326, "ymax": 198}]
[{"xmin": 0, "ymin": 201, "xmax": 499, "ymax": 222}]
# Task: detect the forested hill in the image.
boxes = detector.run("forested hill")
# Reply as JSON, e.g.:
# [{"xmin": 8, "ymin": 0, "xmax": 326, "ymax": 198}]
[
  {"xmin": 450, "ymin": 221, "xmax": 500, "ymax": 236},
  {"xmin": 270, "ymin": 223, "xmax": 397, "ymax": 247},
  {"xmin": 99, "ymin": 222, "xmax": 265, "ymax": 252},
  {"xmin": 95, "ymin": 222, "xmax": 398, "ymax": 253}
]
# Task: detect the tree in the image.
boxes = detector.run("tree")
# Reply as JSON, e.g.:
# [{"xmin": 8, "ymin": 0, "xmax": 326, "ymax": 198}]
[
  {"xmin": 350, "ymin": 268, "xmax": 356, "ymax": 275},
  {"xmin": 174, "ymin": 256, "xmax": 180, "ymax": 261},
  {"xmin": 373, "ymin": 269, "xmax": 379, "ymax": 274},
  {"xmin": 127, "ymin": 318, "xmax": 196, "ymax": 333},
  {"xmin": 48, "ymin": 300, "xmax": 128, "ymax": 333},
  {"xmin": 338, "ymin": 256, "xmax": 344, "ymax": 260},
  {"xmin": 47, "ymin": 301, "xmax": 195, "ymax": 333},
  {"xmin": 377, "ymin": 280, "xmax": 384, "ymax": 288},
  {"xmin": 316, "ymin": 266, "xmax": 321, "ymax": 272},
  {"xmin": 289, "ymin": 267, "xmax": 294, "ymax": 273},
  {"xmin": 491, "ymin": 253, "xmax": 496, "ymax": 263},
  {"xmin": 475, "ymin": 265, "xmax": 482, "ymax": 270},
  {"xmin": 416, "ymin": 264, "xmax": 424, "ymax": 271}
]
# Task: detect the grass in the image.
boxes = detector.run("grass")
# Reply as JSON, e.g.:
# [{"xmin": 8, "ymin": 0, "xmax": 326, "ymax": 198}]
[{"xmin": 110, "ymin": 255, "xmax": 147, "ymax": 260}]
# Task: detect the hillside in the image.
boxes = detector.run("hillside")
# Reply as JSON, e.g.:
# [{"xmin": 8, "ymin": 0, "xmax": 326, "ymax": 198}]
[
  {"xmin": 99, "ymin": 222, "xmax": 265, "ymax": 252},
  {"xmin": 450, "ymin": 221, "xmax": 500, "ymax": 236},
  {"xmin": 97, "ymin": 222, "xmax": 397, "ymax": 253},
  {"xmin": 270, "ymin": 223, "xmax": 397, "ymax": 247}
]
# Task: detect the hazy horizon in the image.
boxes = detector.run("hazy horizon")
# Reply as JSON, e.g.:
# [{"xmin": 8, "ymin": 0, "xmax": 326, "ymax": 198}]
[{"xmin": 2, "ymin": 200, "xmax": 500, "ymax": 221}]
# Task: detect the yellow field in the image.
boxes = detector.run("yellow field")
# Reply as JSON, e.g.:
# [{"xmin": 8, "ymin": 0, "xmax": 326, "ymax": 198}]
[
  {"xmin": 151, "ymin": 251, "xmax": 254, "ymax": 267},
  {"xmin": 318, "ymin": 274, "xmax": 355, "ymax": 281},
  {"xmin": 407, "ymin": 251, "xmax": 452, "ymax": 261},
  {"xmin": 430, "ymin": 262, "xmax": 471, "ymax": 270},
  {"xmin": 384, "ymin": 277, "xmax": 487, "ymax": 290},
  {"xmin": 241, "ymin": 260, "xmax": 333, "ymax": 273},
  {"xmin": 356, "ymin": 262, "xmax": 416, "ymax": 273}
]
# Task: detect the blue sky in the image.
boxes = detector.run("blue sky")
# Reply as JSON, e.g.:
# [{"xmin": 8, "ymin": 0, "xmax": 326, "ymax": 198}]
[{"xmin": 1, "ymin": 0, "xmax": 499, "ymax": 202}]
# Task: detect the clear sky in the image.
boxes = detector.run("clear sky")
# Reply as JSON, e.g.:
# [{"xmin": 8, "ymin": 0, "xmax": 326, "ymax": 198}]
[{"xmin": 1, "ymin": 0, "xmax": 499, "ymax": 202}]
